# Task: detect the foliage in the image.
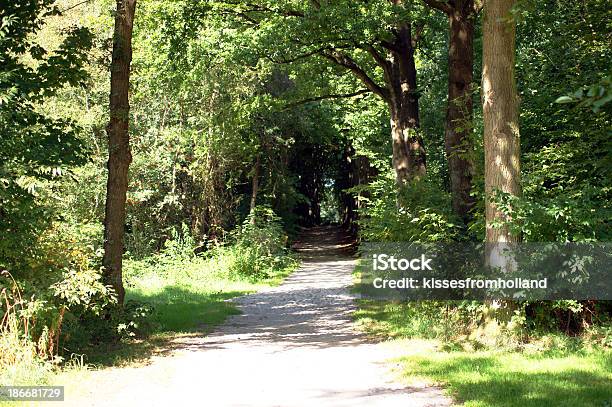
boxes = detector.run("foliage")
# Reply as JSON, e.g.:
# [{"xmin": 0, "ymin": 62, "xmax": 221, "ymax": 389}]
[
  {"xmin": 503, "ymin": 0, "xmax": 612, "ymax": 243},
  {"xmin": 555, "ymin": 75, "xmax": 612, "ymax": 113},
  {"xmin": 0, "ymin": 228, "xmax": 116, "ymax": 359},
  {"xmin": 0, "ymin": 265, "xmax": 110, "ymax": 386},
  {"xmin": 357, "ymin": 172, "xmax": 461, "ymax": 243},
  {"xmin": 226, "ymin": 206, "xmax": 296, "ymax": 279},
  {"xmin": 0, "ymin": 0, "xmax": 93, "ymax": 268},
  {"xmin": 488, "ymin": 133, "xmax": 610, "ymax": 242}
]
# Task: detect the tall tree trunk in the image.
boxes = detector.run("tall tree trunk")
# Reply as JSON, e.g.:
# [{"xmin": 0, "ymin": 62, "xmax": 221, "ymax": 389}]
[
  {"xmin": 446, "ymin": 4, "xmax": 475, "ymax": 222},
  {"xmin": 249, "ymin": 154, "xmax": 260, "ymax": 224},
  {"xmin": 388, "ymin": 24, "xmax": 426, "ymax": 186},
  {"xmin": 390, "ymin": 108, "xmax": 426, "ymax": 186},
  {"xmin": 423, "ymin": 0, "xmax": 477, "ymax": 222},
  {"xmin": 473, "ymin": 0, "xmax": 521, "ymax": 336},
  {"xmin": 103, "ymin": 0, "xmax": 136, "ymax": 305},
  {"xmin": 482, "ymin": 0, "xmax": 521, "ymax": 243}
]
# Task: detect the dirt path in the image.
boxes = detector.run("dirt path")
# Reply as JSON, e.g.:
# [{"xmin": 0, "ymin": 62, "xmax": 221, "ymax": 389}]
[{"xmin": 60, "ymin": 226, "xmax": 451, "ymax": 407}]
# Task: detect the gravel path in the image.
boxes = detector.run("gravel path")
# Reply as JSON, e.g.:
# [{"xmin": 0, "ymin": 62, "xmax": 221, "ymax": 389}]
[{"xmin": 60, "ymin": 226, "xmax": 451, "ymax": 407}]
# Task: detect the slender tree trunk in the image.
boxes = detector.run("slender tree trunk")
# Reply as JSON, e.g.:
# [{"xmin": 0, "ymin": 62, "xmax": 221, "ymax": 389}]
[
  {"xmin": 249, "ymin": 154, "xmax": 260, "ymax": 224},
  {"xmin": 482, "ymin": 0, "xmax": 520, "ymax": 243},
  {"xmin": 103, "ymin": 0, "xmax": 136, "ymax": 305},
  {"xmin": 446, "ymin": 4, "xmax": 475, "ymax": 222},
  {"xmin": 388, "ymin": 24, "xmax": 426, "ymax": 186}
]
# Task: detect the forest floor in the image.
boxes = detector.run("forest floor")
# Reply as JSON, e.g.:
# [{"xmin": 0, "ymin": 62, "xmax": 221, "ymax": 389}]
[{"xmin": 47, "ymin": 226, "xmax": 452, "ymax": 406}]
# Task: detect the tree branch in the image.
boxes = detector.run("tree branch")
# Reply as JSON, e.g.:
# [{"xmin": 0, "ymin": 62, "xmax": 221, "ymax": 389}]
[
  {"xmin": 263, "ymin": 46, "xmax": 334, "ymax": 64},
  {"xmin": 60, "ymin": 0, "xmax": 94, "ymax": 14},
  {"xmin": 322, "ymin": 50, "xmax": 389, "ymax": 101},
  {"xmin": 283, "ymin": 89, "xmax": 370, "ymax": 109},
  {"xmin": 219, "ymin": 10, "xmax": 260, "ymax": 25},
  {"xmin": 366, "ymin": 45, "xmax": 390, "ymax": 72},
  {"xmin": 421, "ymin": 0, "xmax": 453, "ymax": 14}
]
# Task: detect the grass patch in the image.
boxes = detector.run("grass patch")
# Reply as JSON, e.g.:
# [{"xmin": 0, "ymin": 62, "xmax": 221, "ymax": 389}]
[
  {"xmin": 353, "ymin": 299, "xmax": 612, "ymax": 406},
  {"xmin": 398, "ymin": 345, "xmax": 612, "ymax": 407},
  {"xmin": 354, "ymin": 299, "xmax": 479, "ymax": 341}
]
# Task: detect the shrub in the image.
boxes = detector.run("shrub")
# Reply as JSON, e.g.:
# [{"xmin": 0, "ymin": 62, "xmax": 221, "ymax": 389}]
[
  {"xmin": 0, "ymin": 222, "xmax": 118, "ymax": 363},
  {"xmin": 488, "ymin": 138, "xmax": 611, "ymax": 242},
  {"xmin": 224, "ymin": 206, "xmax": 295, "ymax": 279},
  {"xmin": 60, "ymin": 299, "xmax": 156, "ymax": 354},
  {"xmin": 357, "ymin": 171, "xmax": 461, "ymax": 243},
  {"xmin": 0, "ymin": 272, "xmax": 53, "ymax": 386}
]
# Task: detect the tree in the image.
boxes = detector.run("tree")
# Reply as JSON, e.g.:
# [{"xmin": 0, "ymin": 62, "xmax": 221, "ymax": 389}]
[
  {"xmin": 482, "ymin": 0, "xmax": 520, "ymax": 243},
  {"xmin": 0, "ymin": 1, "xmax": 92, "ymax": 269},
  {"xmin": 103, "ymin": 0, "xmax": 137, "ymax": 304},
  {"xmin": 206, "ymin": 0, "xmax": 429, "ymax": 186},
  {"xmin": 422, "ymin": 0, "xmax": 480, "ymax": 222},
  {"xmin": 249, "ymin": 153, "xmax": 261, "ymax": 223}
]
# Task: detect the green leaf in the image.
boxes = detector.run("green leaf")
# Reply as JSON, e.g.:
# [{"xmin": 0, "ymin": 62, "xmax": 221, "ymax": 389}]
[{"xmin": 554, "ymin": 96, "xmax": 574, "ymax": 104}]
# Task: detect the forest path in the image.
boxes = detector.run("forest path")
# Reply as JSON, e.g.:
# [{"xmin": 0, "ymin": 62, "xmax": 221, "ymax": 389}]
[{"xmin": 60, "ymin": 226, "xmax": 451, "ymax": 407}]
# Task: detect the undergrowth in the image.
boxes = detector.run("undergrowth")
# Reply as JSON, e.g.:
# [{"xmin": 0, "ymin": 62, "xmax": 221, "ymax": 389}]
[{"xmin": 1, "ymin": 206, "xmax": 299, "ymax": 382}]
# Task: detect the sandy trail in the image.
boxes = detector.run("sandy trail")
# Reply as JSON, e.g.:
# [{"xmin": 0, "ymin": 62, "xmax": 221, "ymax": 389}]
[{"xmin": 59, "ymin": 226, "xmax": 451, "ymax": 407}]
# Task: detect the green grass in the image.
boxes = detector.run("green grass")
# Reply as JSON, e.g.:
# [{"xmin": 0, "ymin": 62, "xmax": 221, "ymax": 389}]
[
  {"xmin": 353, "ymin": 299, "xmax": 612, "ymax": 407},
  {"xmin": 84, "ymin": 249, "xmax": 299, "ymax": 366},
  {"xmin": 354, "ymin": 299, "xmax": 480, "ymax": 341},
  {"xmin": 398, "ymin": 347, "xmax": 612, "ymax": 407}
]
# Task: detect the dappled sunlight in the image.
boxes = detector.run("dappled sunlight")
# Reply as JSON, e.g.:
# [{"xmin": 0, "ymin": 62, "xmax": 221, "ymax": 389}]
[{"xmin": 398, "ymin": 349, "xmax": 612, "ymax": 407}]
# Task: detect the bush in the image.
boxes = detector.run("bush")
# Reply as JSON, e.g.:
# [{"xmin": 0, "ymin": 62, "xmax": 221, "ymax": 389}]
[
  {"xmin": 61, "ymin": 299, "xmax": 156, "ymax": 352},
  {"xmin": 357, "ymin": 172, "xmax": 461, "ymax": 243},
  {"xmin": 0, "ymin": 272, "xmax": 53, "ymax": 386},
  {"xmin": 0, "ymin": 222, "xmax": 119, "ymax": 362},
  {"xmin": 223, "ymin": 206, "xmax": 295, "ymax": 279},
  {"xmin": 123, "ymin": 209, "xmax": 296, "ymax": 286},
  {"xmin": 488, "ymin": 138, "xmax": 611, "ymax": 242}
]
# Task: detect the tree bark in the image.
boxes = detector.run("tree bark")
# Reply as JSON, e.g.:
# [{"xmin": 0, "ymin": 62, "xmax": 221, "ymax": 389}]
[
  {"xmin": 387, "ymin": 24, "xmax": 427, "ymax": 186},
  {"xmin": 477, "ymin": 0, "xmax": 521, "ymax": 333},
  {"xmin": 482, "ymin": 0, "xmax": 520, "ymax": 243},
  {"xmin": 423, "ymin": 0, "xmax": 477, "ymax": 222},
  {"xmin": 249, "ymin": 153, "xmax": 260, "ymax": 224},
  {"xmin": 103, "ymin": 0, "xmax": 136, "ymax": 305},
  {"xmin": 446, "ymin": 3, "xmax": 476, "ymax": 222}
]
